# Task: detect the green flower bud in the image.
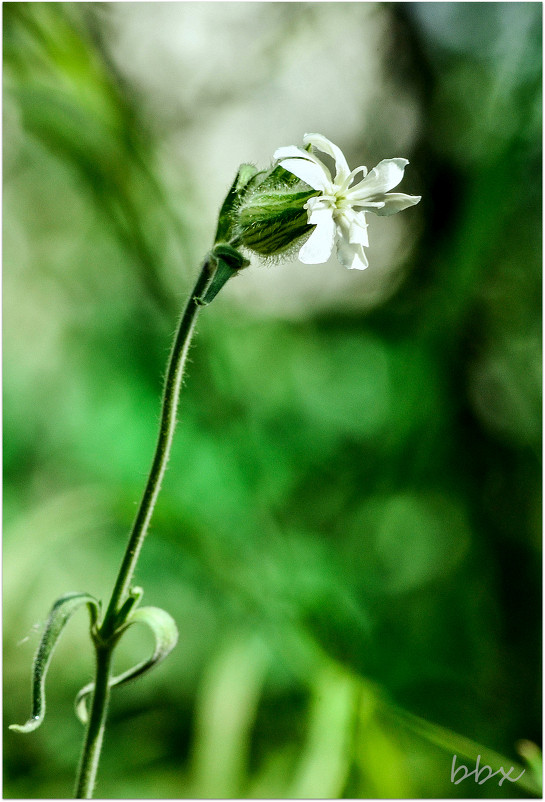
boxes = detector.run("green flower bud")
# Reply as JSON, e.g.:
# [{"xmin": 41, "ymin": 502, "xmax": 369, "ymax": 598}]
[
  {"xmin": 214, "ymin": 160, "xmax": 317, "ymax": 262},
  {"xmin": 237, "ymin": 188, "xmax": 316, "ymax": 256}
]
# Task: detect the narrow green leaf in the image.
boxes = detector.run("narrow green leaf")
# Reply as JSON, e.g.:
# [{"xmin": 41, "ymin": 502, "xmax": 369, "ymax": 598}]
[
  {"xmin": 10, "ymin": 592, "xmax": 100, "ymax": 734},
  {"xmin": 196, "ymin": 258, "xmax": 238, "ymax": 306},
  {"xmin": 75, "ymin": 605, "xmax": 178, "ymax": 724},
  {"xmin": 114, "ymin": 585, "xmax": 144, "ymax": 628},
  {"xmin": 196, "ymin": 245, "xmax": 250, "ymax": 306},
  {"xmin": 517, "ymin": 740, "xmax": 543, "ymax": 790},
  {"xmin": 289, "ymin": 664, "xmax": 358, "ymax": 798},
  {"xmin": 384, "ymin": 702, "xmax": 542, "ymax": 797}
]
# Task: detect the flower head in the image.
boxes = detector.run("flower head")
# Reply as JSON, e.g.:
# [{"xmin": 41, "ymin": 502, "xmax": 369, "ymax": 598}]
[{"xmin": 274, "ymin": 133, "xmax": 421, "ymax": 270}]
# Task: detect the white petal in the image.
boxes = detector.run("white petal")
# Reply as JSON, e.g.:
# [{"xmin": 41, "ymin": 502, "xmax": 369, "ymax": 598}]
[
  {"xmin": 350, "ymin": 200, "xmax": 386, "ymax": 211},
  {"xmin": 278, "ymin": 158, "xmax": 331, "ymax": 192},
  {"xmin": 275, "ymin": 143, "xmax": 334, "ymax": 184},
  {"xmin": 336, "ymin": 208, "xmax": 369, "ymax": 247},
  {"xmin": 339, "ymin": 164, "xmax": 368, "ymax": 192},
  {"xmin": 299, "ymin": 210, "xmax": 336, "ymax": 264},
  {"xmin": 349, "ymin": 216, "xmax": 369, "ymax": 247},
  {"xmin": 347, "ymin": 158, "xmax": 409, "ymax": 199},
  {"xmin": 349, "ymin": 249, "xmax": 369, "ymax": 270},
  {"xmin": 304, "ymin": 195, "xmax": 325, "ymax": 213},
  {"xmin": 273, "ymin": 145, "xmax": 309, "ymax": 161},
  {"xmin": 307, "ymin": 200, "xmax": 332, "ymax": 226},
  {"xmin": 373, "ymin": 193, "xmax": 421, "ymax": 216},
  {"xmin": 303, "ymin": 133, "xmax": 351, "ymax": 185},
  {"xmin": 336, "ymin": 237, "xmax": 369, "ymax": 270}
]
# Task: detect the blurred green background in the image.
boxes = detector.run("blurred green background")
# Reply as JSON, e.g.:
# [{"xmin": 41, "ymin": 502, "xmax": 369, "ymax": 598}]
[{"xmin": 3, "ymin": 2, "xmax": 541, "ymax": 798}]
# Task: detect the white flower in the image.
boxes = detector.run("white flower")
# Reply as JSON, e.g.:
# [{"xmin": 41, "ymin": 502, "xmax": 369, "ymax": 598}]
[{"xmin": 273, "ymin": 133, "xmax": 421, "ymax": 270}]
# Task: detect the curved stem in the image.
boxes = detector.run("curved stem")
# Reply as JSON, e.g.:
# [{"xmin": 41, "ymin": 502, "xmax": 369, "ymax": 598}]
[
  {"xmin": 74, "ymin": 257, "xmax": 213, "ymax": 798},
  {"xmin": 102, "ymin": 257, "xmax": 213, "ymax": 636},
  {"xmin": 74, "ymin": 646, "xmax": 113, "ymax": 799}
]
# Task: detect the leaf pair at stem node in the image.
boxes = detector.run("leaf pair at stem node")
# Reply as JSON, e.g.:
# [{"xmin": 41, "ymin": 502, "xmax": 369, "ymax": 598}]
[{"xmin": 10, "ymin": 587, "xmax": 178, "ymax": 733}]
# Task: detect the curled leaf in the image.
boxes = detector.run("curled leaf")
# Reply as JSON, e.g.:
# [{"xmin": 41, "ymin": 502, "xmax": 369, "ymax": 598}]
[
  {"xmin": 10, "ymin": 592, "xmax": 100, "ymax": 734},
  {"xmin": 75, "ymin": 605, "xmax": 178, "ymax": 724}
]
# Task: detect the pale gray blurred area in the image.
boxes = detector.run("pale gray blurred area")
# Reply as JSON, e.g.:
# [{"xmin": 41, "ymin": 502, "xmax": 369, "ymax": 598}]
[{"xmin": 103, "ymin": 2, "xmax": 422, "ymax": 318}]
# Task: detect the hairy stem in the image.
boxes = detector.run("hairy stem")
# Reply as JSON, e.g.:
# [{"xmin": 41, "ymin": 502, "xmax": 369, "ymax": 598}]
[
  {"xmin": 102, "ymin": 258, "xmax": 213, "ymax": 635},
  {"xmin": 74, "ymin": 646, "xmax": 113, "ymax": 799},
  {"xmin": 74, "ymin": 258, "xmax": 213, "ymax": 798}
]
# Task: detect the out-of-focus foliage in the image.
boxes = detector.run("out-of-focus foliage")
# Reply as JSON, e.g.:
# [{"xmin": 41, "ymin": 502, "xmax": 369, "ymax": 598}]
[{"xmin": 4, "ymin": 2, "xmax": 541, "ymax": 799}]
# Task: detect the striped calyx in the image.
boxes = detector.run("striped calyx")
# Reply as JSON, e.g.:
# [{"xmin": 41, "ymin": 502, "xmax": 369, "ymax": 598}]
[{"xmin": 237, "ymin": 188, "xmax": 316, "ymax": 256}]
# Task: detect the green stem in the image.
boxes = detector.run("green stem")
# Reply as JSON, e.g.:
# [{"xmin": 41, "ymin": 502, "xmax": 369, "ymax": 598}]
[
  {"xmin": 102, "ymin": 257, "xmax": 213, "ymax": 635},
  {"xmin": 74, "ymin": 646, "xmax": 113, "ymax": 799},
  {"xmin": 74, "ymin": 257, "xmax": 213, "ymax": 798}
]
